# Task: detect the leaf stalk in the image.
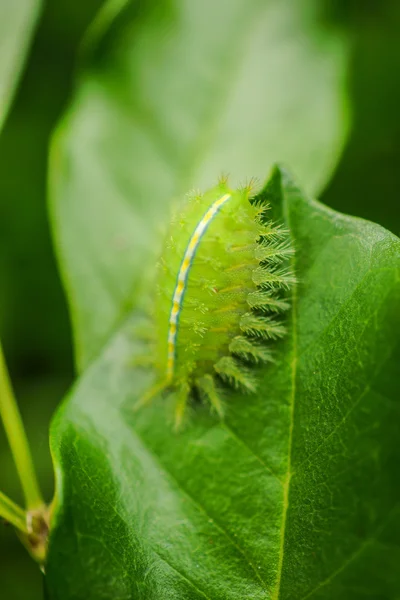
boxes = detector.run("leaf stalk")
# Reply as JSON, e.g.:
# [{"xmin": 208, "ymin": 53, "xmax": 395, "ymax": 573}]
[
  {"xmin": 0, "ymin": 489, "xmax": 28, "ymax": 533},
  {"xmin": 0, "ymin": 342, "xmax": 43, "ymax": 510}
]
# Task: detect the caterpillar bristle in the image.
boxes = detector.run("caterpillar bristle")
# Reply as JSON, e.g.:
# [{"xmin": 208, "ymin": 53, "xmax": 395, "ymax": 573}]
[
  {"xmin": 229, "ymin": 335, "xmax": 274, "ymax": 364},
  {"xmin": 254, "ymin": 206, "xmax": 270, "ymax": 225},
  {"xmin": 240, "ymin": 177, "xmax": 260, "ymax": 196},
  {"xmin": 240, "ymin": 313, "xmax": 286, "ymax": 340},
  {"xmin": 248, "ymin": 176, "xmax": 260, "ymax": 192},
  {"xmin": 196, "ymin": 375, "xmax": 225, "ymax": 417},
  {"xmin": 184, "ymin": 295, "xmax": 209, "ymax": 314},
  {"xmin": 246, "ymin": 291, "xmax": 290, "ymax": 313},
  {"xmin": 135, "ymin": 378, "xmax": 169, "ymax": 412},
  {"xmin": 251, "ymin": 192, "xmax": 270, "ymax": 209},
  {"xmin": 185, "ymin": 188, "xmax": 202, "ymax": 201},
  {"xmin": 174, "ymin": 382, "xmax": 190, "ymax": 431},
  {"xmin": 255, "ymin": 241, "xmax": 294, "ymax": 264},
  {"xmin": 258, "ymin": 224, "xmax": 290, "ymax": 242},
  {"xmin": 252, "ymin": 265, "xmax": 296, "ymax": 290},
  {"xmin": 214, "ymin": 356, "xmax": 257, "ymax": 392}
]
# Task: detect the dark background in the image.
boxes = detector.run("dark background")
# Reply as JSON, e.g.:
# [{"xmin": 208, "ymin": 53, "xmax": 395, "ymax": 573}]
[{"xmin": 0, "ymin": 0, "xmax": 399, "ymax": 597}]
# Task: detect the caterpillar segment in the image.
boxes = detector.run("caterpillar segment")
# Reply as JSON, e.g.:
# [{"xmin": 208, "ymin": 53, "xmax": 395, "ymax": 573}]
[{"xmin": 137, "ymin": 180, "xmax": 295, "ymax": 428}]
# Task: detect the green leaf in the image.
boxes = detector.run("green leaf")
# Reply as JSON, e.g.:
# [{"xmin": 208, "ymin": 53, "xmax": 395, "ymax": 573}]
[
  {"xmin": 50, "ymin": 0, "xmax": 349, "ymax": 370},
  {"xmin": 0, "ymin": 0, "xmax": 42, "ymax": 132},
  {"xmin": 46, "ymin": 167, "xmax": 400, "ymax": 599}
]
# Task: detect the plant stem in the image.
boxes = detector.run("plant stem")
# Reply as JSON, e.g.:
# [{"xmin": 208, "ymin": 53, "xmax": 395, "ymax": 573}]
[
  {"xmin": 0, "ymin": 490, "xmax": 28, "ymax": 533},
  {"xmin": 0, "ymin": 342, "xmax": 43, "ymax": 510}
]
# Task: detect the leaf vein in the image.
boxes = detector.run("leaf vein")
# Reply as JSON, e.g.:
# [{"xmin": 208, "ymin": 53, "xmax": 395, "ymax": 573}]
[
  {"xmin": 221, "ymin": 422, "xmax": 284, "ymax": 485},
  {"xmin": 151, "ymin": 548, "xmax": 214, "ymax": 600},
  {"xmin": 131, "ymin": 426, "xmax": 271, "ymax": 595},
  {"xmin": 299, "ymin": 505, "xmax": 400, "ymax": 600}
]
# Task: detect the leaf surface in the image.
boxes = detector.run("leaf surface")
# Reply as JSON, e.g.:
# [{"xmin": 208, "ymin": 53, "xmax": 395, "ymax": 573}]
[
  {"xmin": 50, "ymin": 0, "xmax": 349, "ymax": 369},
  {"xmin": 46, "ymin": 167, "xmax": 400, "ymax": 599},
  {"xmin": 0, "ymin": 0, "xmax": 41, "ymax": 132}
]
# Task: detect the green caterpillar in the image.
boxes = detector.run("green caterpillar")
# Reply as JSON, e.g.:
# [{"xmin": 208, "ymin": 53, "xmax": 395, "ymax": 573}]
[{"xmin": 139, "ymin": 178, "xmax": 295, "ymax": 428}]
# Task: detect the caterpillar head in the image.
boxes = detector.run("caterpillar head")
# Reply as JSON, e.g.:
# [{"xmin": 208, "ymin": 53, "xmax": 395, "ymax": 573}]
[{"xmin": 138, "ymin": 180, "xmax": 295, "ymax": 428}]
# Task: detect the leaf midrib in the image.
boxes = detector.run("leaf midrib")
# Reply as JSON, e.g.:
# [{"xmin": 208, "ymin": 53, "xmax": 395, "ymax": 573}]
[
  {"xmin": 71, "ymin": 442, "xmax": 213, "ymax": 600},
  {"xmin": 272, "ymin": 189, "xmax": 298, "ymax": 600},
  {"xmin": 271, "ymin": 194, "xmax": 400, "ymax": 599},
  {"xmin": 129, "ymin": 423, "xmax": 270, "ymax": 596}
]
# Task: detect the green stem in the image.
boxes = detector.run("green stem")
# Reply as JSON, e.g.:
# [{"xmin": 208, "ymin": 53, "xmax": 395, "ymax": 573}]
[
  {"xmin": 0, "ymin": 490, "xmax": 28, "ymax": 533},
  {"xmin": 0, "ymin": 342, "xmax": 43, "ymax": 509}
]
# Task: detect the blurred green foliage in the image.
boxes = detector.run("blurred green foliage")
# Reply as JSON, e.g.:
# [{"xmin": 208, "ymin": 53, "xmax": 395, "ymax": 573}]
[
  {"xmin": 0, "ymin": 0, "xmax": 399, "ymax": 598},
  {"xmin": 0, "ymin": 1, "xmax": 103, "ymax": 598},
  {"xmin": 0, "ymin": 0, "xmax": 105, "ymax": 377},
  {"xmin": 321, "ymin": 0, "xmax": 400, "ymax": 235}
]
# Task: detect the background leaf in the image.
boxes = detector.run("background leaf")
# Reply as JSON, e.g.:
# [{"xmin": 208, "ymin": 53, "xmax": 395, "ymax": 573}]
[
  {"xmin": 46, "ymin": 168, "xmax": 400, "ymax": 599},
  {"xmin": 0, "ymin": 1, "xmax": 103, "ymax": 598},
  {"xmin": 50, "ymin": 0, "xmax": 349, "ymax": 370},
  {"xmin": 321, "ymin": 1, "xmax": 400, "ymax": 237},
  {"xmin": 0, "ymin": 0, "xmax": 41, "ymax": 131}
]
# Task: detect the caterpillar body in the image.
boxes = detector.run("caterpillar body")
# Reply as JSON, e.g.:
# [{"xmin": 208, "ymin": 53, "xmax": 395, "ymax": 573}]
[{"xmin": 139, "ymin": 179, "xmax": 295, "ymax": 428}]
